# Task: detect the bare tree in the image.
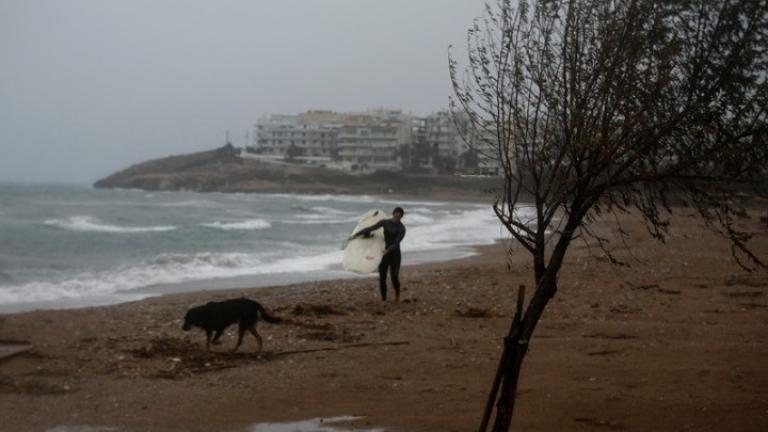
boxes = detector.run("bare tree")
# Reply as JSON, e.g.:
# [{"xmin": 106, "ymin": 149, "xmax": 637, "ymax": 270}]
[{"xmin": 449, "ymin": 0, "xmax": 768, "ymax": 430}]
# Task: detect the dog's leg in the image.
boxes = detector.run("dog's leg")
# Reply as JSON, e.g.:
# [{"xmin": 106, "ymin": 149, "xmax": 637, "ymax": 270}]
[
  {"xmin": 248, "ymin": 326, "xmax": 263, "ymax": 354},
  {"xmin": 212, "ymin": 329, "xmax": 223, "ymax": 346},
  {"xmin": 233, "ymin": 323, "xmax": 247, "ymax": 352},
  {"xmin": 205, "ymin": 330, "xmax": 212, "ymax": 351}
]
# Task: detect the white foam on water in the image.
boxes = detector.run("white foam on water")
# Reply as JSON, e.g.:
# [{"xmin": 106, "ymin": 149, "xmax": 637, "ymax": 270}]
[
  {"xmin": 3, "ymin": 190, "xmax": 533, "ymax": 310},
  {"xmin": 281, "ymin": 219, "xmax": 355, "ymax": 225},
  {"xmin": 0, "ymin": 252, "xmax": 262, "ymax": 304},
  {"xmin": 407, "ymin": 206, "xmax": 435, "ymax": 213},
  {"xmin": 404, "ymin": 206, "xmax": 531, "ymax": 252},
  {"xmin": 280, "ymin": 211, "xmax": 359, "ymax": 225},
  {"xmin": 402, "ymin": 213, "xmax": 434, "ymax": 224},
  {"xmin": 378, "ymin": 197, "xmax": 472, "ymax": 207},
  {"xmin": 49, "ymin": 198, "xmax": 224, "ymax": 209},
  {"xmin": 153, "ymin": 199, "xmax": 224, "ymax": 208},
  {"xmin": 249, "ymin": 416, "xmax": 385, "ymax": 432},
  {"xmin": 201, "ymin": 219, "xmax": 272, "ymax": 230},
  {"xmin": 262, "ymin": 193, "xmax": 378, "ymax": 204},
  {"xmin": 43, "ymin": 216, "xmax": 177, "ymax": 233},
  {"xmin": 256, "ymin": 250, "xmax": 344, "ymax": 275},
  {"xmin": 0, "ymin": 247, "xmax": 347, "ymax": 306},
  {"xmin": 309, "ymin": 206, "xmax": 357, "ymax": 215}
]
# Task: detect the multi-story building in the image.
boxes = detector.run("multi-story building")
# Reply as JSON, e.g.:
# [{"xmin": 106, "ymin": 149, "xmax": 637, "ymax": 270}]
[
  {"xmin": 248, "ymin": 108, "xmax": 501, "ymax": 175},
  {"xmin": 337, "ymin": 124, "xmax": 402, "ymax": 172},
  {"xmin": 253, "ymin": 111, "xmax": 342, "ymax": 160},
  {"xmin": 252, "ymin": 109, "xmax": 413, "ymax": 172},
  {"xmin": 334, "ymin": 109, "xmax": 415, "ymax": 172},
  {"xmin": 425, "ymin": 111, "xmax": 466, "ymax": 159}
]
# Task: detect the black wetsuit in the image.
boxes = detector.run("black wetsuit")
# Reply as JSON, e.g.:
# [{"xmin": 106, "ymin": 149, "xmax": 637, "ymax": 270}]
[{"xmin": 354, "ymin": 219, "xmax": 406, "ymax": 300}]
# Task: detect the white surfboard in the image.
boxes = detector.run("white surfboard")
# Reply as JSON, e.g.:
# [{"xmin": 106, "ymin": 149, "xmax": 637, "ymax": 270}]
[{"xmin": 343, "ymin": 209, "xmax": 387, "ymax": 274}]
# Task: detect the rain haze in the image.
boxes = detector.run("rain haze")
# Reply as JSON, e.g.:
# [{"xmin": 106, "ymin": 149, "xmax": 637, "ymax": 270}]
[{"xmin": 0, "ymin": 0, "xmax": 485, "ymax": 184}]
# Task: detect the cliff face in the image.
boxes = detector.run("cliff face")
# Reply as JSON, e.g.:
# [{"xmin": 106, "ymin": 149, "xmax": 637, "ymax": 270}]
[{"xmin": 94, "ymin": 145, "xmax": 500, "ymax": 197}]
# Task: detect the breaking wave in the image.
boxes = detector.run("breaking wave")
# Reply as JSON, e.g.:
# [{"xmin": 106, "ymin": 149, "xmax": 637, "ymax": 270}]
[
  {"xmin": 201, "ymin": 219, "xmax": 272, "ymax": 230},
  {"xmin": 0, "ymin": 249, "xmax": 345, "ymax": 306},
  {"xmin": 43, "ymin": 216, "xmax": 177, "ymax": 233}
]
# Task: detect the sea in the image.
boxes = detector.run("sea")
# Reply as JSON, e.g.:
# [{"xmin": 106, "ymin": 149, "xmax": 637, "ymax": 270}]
[{"xmin": 0, "ymin": 182, "xmax": 510, "ymax": 313}]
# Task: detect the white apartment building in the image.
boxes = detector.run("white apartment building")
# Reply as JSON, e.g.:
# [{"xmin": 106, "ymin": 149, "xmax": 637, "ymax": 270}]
[
  {"xmin": 425, "ymin": 111, "xmax": 469, "ymax": 159},
  {"xmin": 333, "ymin": 109, "xmax": 414, "ymax": 172},
  {"xmin": 254, "ymin": 111, "xmax": 342, "ymax": 159},
  {"xmin": 253, "ymin": 109, "xmax": 412, "ymax": 172},
  {"xmin": 337, "ymin": 124, "xmax": 402, "ymax": 172},
  {"xmin": 249, "ymin": 108, "xmax": 501, "ymax": 174}
]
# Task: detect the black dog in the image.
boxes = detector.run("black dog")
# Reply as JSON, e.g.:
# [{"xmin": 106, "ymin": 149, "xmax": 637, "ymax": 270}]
[{"xmin": 182, "ymin": 298, "xmax": 281, "ymax": 352}]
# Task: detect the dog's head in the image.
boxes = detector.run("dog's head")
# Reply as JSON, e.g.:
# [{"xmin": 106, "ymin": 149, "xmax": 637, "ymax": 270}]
[{"xmin": 182, "ymin": 307, "xmax": 199, "ymax": 331}]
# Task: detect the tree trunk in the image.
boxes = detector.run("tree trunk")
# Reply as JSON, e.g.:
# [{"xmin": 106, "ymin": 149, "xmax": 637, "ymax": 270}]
[
  {"xmin": 490, "ymin": 336, "xmax": 527, "ymax": 432},
  {"xmin": 488, "ymin": 269, "xmax": 562, "ymax": 431},
  {"xmin": 484, "ymin": 205, "xmax": 583, "ymax": 432}
]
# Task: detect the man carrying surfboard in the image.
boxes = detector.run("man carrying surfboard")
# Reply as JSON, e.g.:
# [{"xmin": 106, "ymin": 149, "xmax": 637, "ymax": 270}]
[{"xmin": 349, "ymin": 207, "xmax": 406, "ymax": 302}]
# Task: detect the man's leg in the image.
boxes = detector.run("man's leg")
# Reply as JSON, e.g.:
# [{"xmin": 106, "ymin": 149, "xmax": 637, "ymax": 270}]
[
  {"xmin": 378, "ymin": 255, "xmax": 390, "ymax": 301},
  {"xmin": 390, "ymin": 251, "xmax": 401, "ymax": 301}
]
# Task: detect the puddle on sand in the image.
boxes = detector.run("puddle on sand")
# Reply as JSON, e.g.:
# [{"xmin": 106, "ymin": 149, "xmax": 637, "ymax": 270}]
[
  {"xmin": 249, "ymin": 416, "xmax": 385, "ymax": 432},
  {"xmin": 46, "ymin": 416, "xmax": 383, "ymax": 432},
  {"xmin": 46, "ymin": 428, "xmax": 119, "ymax": 432}
]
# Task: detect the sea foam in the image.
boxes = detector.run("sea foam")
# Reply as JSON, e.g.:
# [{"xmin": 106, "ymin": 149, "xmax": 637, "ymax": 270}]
[
  {"xmin": 201, "ymin": 219, "xmax": 272, "ymax": 230},
  {"xmin": 43, "ymin": 216, "xmax": 177, "ymax": 233}
]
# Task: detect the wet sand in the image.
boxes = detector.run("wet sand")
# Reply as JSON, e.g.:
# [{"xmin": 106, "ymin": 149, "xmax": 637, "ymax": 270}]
[{"xmin": 1, "ymin": 209, "xmax": 767, "ymax": 432}]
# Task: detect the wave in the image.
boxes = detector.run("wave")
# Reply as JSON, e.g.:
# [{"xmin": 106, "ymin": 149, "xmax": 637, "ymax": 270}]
[
  {"xmin": 0, "ymin": 252, "xmax": 258, "ymax": 304},
  {"xmin": 152, "ymin": 199, "xmax": 224, "ymax": 208},
  {"xmin": 281, "ymin": 214, "xmax": 359, "ymax": 225},
  {"xmin": 43, "ymin": 216, "xmax": 177, "ymax": 233},
  {"xmin": 377, "ymin": 197, "xmax": 486, "ymax": 208},
  {"xmin": 404, "ymin": 207, "xmax": 534, "ymax": 252},
  {"xmin": 287, "ymin": 205, "xmax": 354, "ymax": 215},
  {"xmin": 263, "ymin": 193, "xmax": 377, "ymax": 204},
  {"xmin": 404, "ymin": 213, "xmax": 435, "ymax": 224},
  {"xmin": 3, "ymin": 195, "xmax": 536, "ymax": 308},
  {"xmin": 47, "ymin": 198, "xmax": 224, "ymax": 209},
  {"xmin": 0, "ymin": 248, "xmax": 345, "ymax": 306},
  {"xmin": 309, "ymin": 206, "xmax": 356, "ymax": 215},
  {"xmin": 201, "ymin": 219, "xmax": 271, "ymax": 230},
  {"xmin": 281, "ymin": 220, "xmax": 353, "ymax": 225}
]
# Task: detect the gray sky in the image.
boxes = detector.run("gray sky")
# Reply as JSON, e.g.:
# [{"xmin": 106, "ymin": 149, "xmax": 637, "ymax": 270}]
[{"xmin": 0, "ymin": 0, "xmax": 485, "ymax": 184}]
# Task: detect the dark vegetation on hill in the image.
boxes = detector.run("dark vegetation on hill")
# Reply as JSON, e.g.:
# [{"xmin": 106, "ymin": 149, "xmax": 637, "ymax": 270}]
[{"xmin": 94, "ymin": 145, "xmax": 501, "ymax": 199}]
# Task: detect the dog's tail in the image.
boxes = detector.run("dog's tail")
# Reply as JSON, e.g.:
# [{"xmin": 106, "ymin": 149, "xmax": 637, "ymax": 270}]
[{"xmin": 259, "ymin": 305, "xmax": 282, "ymax": 324}]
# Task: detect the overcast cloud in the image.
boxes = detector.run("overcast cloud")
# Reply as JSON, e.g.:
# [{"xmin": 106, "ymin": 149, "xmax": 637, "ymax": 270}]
[{"xmin": 0, "ymin": 0, "xmax": 485, "ymax": 184}]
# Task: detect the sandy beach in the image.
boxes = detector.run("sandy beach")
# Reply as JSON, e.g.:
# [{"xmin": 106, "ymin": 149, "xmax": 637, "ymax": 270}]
[{"xmin": 1, "ymin": 209, "xmax": 767, "ymax": 432}]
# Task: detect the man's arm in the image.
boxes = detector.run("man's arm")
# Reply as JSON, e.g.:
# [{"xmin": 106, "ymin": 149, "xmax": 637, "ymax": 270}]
[{"xmin": 350, "ymin": 220, "xmax": 384, "ymax": 239}]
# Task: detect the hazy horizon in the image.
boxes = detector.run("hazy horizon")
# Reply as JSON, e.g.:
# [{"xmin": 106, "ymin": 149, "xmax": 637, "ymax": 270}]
[{"xmin": 0, "ymin": 0, "xmax": 485, "ymax": 184}]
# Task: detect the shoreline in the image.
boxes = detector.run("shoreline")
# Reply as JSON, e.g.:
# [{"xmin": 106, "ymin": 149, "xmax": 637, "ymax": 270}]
[
  {"xmin": 0, "ymin": 243, "xmax": 495, "ymax": 315},
  {"xmin": 0, "ymin": 183, "xmax": 501, "ymax": 314},
  {"xmin": 1, "ymin": 210, "xmax": 766, "ymax": 431}
]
